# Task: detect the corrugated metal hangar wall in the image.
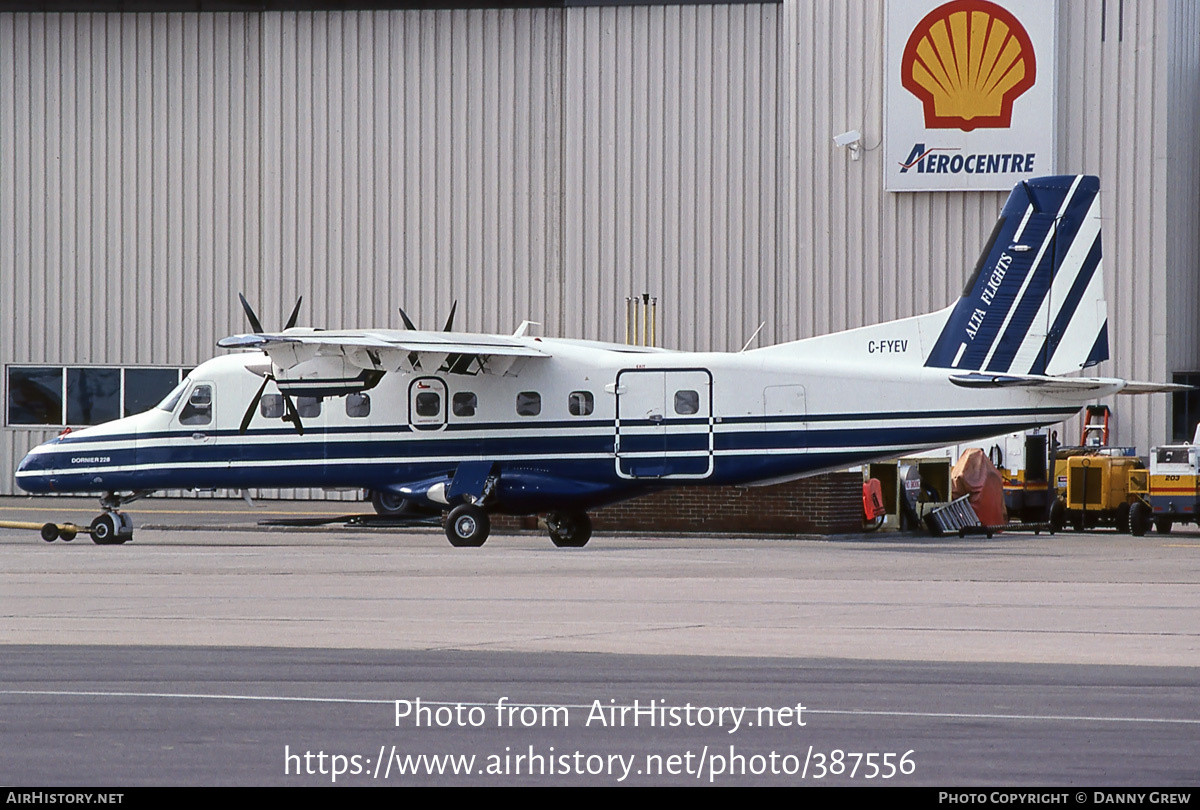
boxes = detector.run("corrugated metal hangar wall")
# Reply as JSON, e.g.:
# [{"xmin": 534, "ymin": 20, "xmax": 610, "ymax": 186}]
[{"xmin": 1, "ymin": 1, "xmax": 1197, "ymax": 497}]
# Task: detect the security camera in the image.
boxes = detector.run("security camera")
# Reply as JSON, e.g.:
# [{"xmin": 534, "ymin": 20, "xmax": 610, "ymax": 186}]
[
  {"xmin": 833, "ymin": 130, "xmax": 863, "ymax": 160},
  {"xmin": 833, "ymin": 130, "xmax": 861, "ymax": 147}
]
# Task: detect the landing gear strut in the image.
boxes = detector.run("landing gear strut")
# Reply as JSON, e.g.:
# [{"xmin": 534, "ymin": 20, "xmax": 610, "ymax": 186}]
[
  {"xmin": 546, "ymin": 511, "xmax": 592, "ymax": 547},
  {"xmin": 88, "ymin": 491, "xmax": 150, "ymax": 545}
]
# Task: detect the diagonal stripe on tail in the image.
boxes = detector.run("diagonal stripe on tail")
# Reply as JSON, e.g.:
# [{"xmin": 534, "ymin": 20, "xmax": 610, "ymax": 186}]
[{"xmin": 924, "ymin": 175, "xmax": 1109, "ymax": 376}]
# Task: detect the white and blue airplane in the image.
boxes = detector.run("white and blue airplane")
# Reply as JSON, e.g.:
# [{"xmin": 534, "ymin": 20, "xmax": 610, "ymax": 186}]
[{"xmin": 16, "ymin": 175, "xmax": 1153, "ymax": 546}]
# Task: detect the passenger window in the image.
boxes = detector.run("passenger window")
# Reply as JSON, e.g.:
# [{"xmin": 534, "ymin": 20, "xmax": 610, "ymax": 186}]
[
  {"xmin": 346, "ymin": 393, "xmax": 370, "ymax": 418},
  {"xmin": 260, "ymin": 394, "xmax": 284, "ymax": 419},
  {"xmin": 296, "ymin": 396, "xmax": 322, "ymax": 419},
  {"xmin": 180, "ymin": 385, "xmax": 213, "ymax": 426},
  {"xmin": 568, "ymin": 391, "xmax": 594, "ymax": 416},
  {"xmin": 415, "ymin": 392, "xmax": 441, "ymax": 417},
  {"xmin": 516, "ymin": 391, "xmax": 541, "ymax": 417},
  {"xmin": 674, "ymin": 389, "xmax": 699, "ymax": 415},
  {"xmin": 453, "ymin": 392, "xmax": 477, "ymax": 417}
]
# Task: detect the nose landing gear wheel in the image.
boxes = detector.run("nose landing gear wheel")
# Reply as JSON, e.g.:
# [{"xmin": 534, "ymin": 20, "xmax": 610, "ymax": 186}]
[
  {"xmin": 445, "ymin": 504, "xmax": 489, "ymax": 547},
  {"xmin": 547, "ymin": 512, "xmax": 592, "ymax": 548},
  {"xmin": 91, "ymin": 514, "xmax": 118, "ymax": 545},
  {"xmin": 90, "ymin": 513, "xmax": 132, "ymax": 545}
]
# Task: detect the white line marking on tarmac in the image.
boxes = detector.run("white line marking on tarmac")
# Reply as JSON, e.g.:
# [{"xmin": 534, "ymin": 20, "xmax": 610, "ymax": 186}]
[{"xmin": 1, "ymin": 690, "xmax": 1195, "ymax": 725}]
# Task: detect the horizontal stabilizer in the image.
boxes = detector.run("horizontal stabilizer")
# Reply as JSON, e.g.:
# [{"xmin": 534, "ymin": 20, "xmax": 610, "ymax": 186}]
[
  {"xmin": 949, "ymin": 373, "xmax": 1123, "ymax": 394},
  {"xmin": 1117, "ymin": 381, "xmax": 1195, "ymax": 395}
]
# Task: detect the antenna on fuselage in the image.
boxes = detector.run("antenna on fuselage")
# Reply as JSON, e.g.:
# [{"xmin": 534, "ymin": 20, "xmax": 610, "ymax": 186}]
[{"xmin": 740, "ymin": 322, "xmax": 766, "ymax": 352}]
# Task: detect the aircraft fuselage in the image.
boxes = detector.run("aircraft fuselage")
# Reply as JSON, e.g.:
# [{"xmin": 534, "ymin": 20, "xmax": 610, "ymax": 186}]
[{"xmin": 16, "ymin": 326, "xmax": 1096, "ymax": 515}]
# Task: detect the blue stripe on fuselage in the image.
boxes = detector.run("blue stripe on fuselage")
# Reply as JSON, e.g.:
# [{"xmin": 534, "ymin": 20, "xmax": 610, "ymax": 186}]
[{"xmin": 18, "ymin": 406, "xmax": 1077, "ymax": 503}]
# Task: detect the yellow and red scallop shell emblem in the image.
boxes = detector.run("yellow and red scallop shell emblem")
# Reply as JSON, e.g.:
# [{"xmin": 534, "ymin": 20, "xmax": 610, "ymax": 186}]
[{"xmin": 901, "ymin": 0, "xmax": 1036, "ymax": 131}]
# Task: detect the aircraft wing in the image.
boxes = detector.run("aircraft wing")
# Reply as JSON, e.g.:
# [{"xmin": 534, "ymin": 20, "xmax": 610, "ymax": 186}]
[
  {"xmin": 217, "ymin": 329, "xmax": 550, "ymax": 376},
  {"xmin": 219, "ymin": 329, "xmax": 549, "ymax": 355}
]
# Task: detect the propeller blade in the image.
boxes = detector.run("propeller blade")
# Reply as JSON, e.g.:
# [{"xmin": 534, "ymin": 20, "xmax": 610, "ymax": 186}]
[
  {"xmin": 284, "ymin": 296, "xmax": 304, "ymax": 330},
  {"xmin": 442, "ymin": 300, "xmax": 458, "ymax": 332},
  {"xmin": 238, "ymin": 292, "xmax": 265, "ymax": 334},
  {"xmin": 398, "ymin": 307, "xmax": 417, "ymax": 331},
  {"xmin": 239, "ymin": 376, "xmax": 272, "ymax": 435},
  {"xmin": 281, "ymin": 392, "xmax": 305, "ymax": 436}
]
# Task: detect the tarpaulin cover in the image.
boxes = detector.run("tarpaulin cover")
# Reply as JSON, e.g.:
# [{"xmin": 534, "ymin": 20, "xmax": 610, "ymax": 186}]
[{"xmin": 951, "ymin": 448, "xmax": 1008, "ymax": 528}]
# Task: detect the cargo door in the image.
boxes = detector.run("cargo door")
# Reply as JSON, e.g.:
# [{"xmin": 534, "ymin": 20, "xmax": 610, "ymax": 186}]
[{"xmin": 615, "ymin": 369, "xmax": 712, "ymax": 478}]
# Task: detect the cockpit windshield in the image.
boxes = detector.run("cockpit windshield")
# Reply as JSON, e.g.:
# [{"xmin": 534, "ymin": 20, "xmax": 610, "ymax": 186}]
[{"xmin": 156, "ymin": 378, "xmax": 190, "ymax": 412}]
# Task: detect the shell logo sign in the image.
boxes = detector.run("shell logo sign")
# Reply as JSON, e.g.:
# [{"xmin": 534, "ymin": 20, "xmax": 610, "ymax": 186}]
[
  {"xmin": 901, "ymin": 0, "xmax": 1036, "ymax": 131},
  {"xmin": 885, "ymin": 0, "xmax": 1055, "ymax": 192}
]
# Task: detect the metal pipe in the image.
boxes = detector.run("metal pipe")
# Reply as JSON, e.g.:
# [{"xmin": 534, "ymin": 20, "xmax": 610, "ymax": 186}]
[{"xmin": 641, "ymin": 292, "xmax": 650, "ymax": 346}]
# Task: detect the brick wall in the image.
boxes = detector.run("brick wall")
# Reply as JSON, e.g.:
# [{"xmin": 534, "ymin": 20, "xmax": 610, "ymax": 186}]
[{"xmin": 490, "ymin": 472, "xmax": 863, "ymax": 535}]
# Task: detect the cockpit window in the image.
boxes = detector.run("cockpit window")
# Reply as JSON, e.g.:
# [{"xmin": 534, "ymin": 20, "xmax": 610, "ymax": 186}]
[
  {"xmin": 156, "ymin": 378, "xmax": 190, "ymax": 413},
  {"xmin": 179, "ymin": 384, "xmax": 213, "ymax": 425}
]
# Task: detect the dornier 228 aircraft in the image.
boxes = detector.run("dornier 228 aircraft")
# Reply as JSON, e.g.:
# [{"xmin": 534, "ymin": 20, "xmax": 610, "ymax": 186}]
[{"xmin": 15, "ymin": 175, "xmax": 1163, "ymax": 547}]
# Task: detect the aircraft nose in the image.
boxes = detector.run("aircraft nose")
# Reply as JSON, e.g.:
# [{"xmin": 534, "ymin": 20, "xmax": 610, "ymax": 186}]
[{"xmin": 15, "ymin": 442, "xmax": 55, "ymax": 493}]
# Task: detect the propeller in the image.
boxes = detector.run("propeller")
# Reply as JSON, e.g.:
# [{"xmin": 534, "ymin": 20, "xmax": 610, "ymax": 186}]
[
  {"xmin": 397, "ymin": 299, "xmax": 458, "ymax": 332},
  {"xmin": 398, "ymin": 299, "xmax": 459, "ymax": 370},
  {"xmin": 239, "ymin": 292, "xmax": 303, "ymax": 335},
  {"xmin": 236, "ymin": 292, "xmax": 306, "ymax": 435}
]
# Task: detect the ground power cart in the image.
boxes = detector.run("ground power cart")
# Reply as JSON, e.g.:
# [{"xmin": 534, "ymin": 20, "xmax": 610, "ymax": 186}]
[
  {"xmin": 1130, "ymin": 442, "xmax": 1200, "ymax": 536},
  {"xmin": 1050, "ymin": 448, "xmax": 1147, "ymax": 533}
]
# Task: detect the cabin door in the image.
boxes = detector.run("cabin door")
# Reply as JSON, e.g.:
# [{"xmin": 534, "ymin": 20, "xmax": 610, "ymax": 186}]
[{"xmin": 615, "ymin": 369, "xmax": 713, "ymax": 479}]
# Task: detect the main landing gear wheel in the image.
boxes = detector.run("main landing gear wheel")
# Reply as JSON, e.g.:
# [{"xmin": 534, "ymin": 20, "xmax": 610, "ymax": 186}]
[
  {"xmin": 547, "ymin": 511, "xmax": 592, "ymax": 548},
  {"xmin": 90, "ymin": 513, "xmax": 132, "ymax": 545},
  {"xmin": 371, "ymin": 489, "xmax": 422, "ymax": 517},
  {"xmin": 445, "ymin": 504, "xmax": 489, "ymax": 547}
]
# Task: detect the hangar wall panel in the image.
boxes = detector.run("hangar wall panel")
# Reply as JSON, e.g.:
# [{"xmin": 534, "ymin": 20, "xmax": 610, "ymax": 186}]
[
  {"xmin": 1165, "ymin": 0, "xmax": 1200, "ymax": 376},
  {"xmin": 562, "ymin": 4, "xmax": 780, "ymax": 351},
  {"xmin": 257, "ymin": 10, "xmax": 561, "ymax": 342}
]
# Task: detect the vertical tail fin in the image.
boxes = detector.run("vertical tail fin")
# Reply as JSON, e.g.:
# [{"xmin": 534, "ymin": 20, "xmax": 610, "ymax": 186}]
[{"xmin": 924, "ymin": 175, "xmax": 1109, "ymax": 375}]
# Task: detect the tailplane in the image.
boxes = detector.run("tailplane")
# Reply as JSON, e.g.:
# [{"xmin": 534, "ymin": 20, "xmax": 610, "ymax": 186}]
[{"xmin": 924, "ymin": 175, "xmax": 1109, "ymax": 376}]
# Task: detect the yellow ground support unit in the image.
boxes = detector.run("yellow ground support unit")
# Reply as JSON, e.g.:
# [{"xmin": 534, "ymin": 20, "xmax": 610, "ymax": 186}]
[
  {"xmin": 1050, "ymin": 449, "xmax": 1147, "ymax": 533},
  {"xmin": 1131, "ymin": 444, "xmax": 1200, "ymax": 536}
]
